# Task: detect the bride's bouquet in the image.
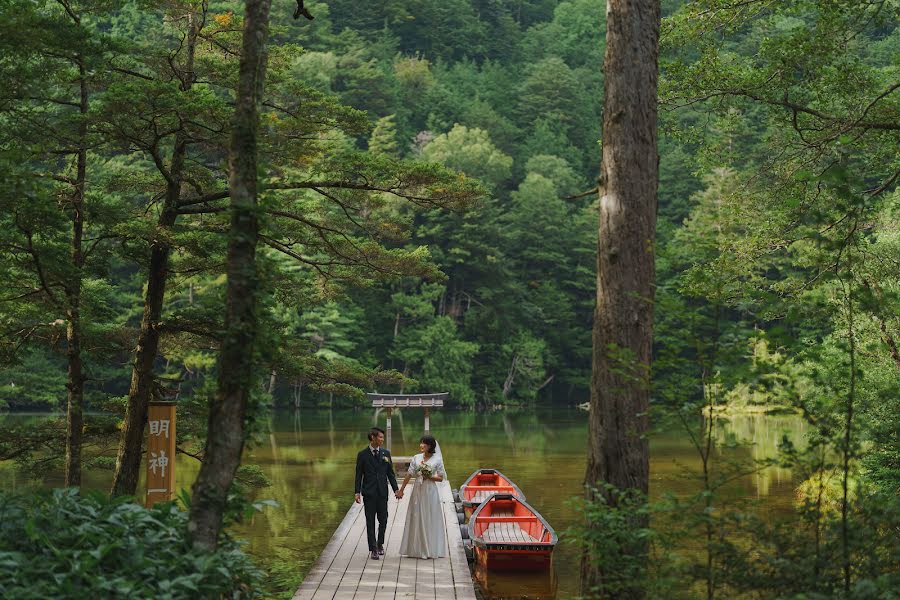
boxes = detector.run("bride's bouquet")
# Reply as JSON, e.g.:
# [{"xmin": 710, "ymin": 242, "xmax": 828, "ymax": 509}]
[{"xmin": 416, "ymin": 463, "xmax": 434, "ymax": 480}]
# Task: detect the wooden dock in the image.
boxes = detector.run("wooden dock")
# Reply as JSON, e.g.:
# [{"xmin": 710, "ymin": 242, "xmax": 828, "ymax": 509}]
[{"xmin": 292, "ymin": 480, "xmax": 477, "ymax": 600}]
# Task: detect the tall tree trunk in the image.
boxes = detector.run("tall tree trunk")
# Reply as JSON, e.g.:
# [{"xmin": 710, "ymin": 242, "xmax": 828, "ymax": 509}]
[
  {"xmin": 188, "ymin": 0, "xmax": 272, "ymax": 550},
  {"xmin": 840, "ymin": 254, "xmax": 857, "ymax": 595},
  {"xmin": 110, "ymin": 217, "xmax": 176, "ymax": 495},
  {"xmin": 110, "ymin": 13, "xmax": 200, "ymax": 496},
  {"xmin": 64, "ymin": 60, "xmax": 88, "ymax": 487},
  {"xmin": 582, "ymin": 0, "xmax": 660, "ymax": 597}
]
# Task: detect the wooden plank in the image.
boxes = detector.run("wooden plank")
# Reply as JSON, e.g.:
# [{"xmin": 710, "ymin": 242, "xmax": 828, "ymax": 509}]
[
  {"xmin": 394, "ymin": 554, "xmax": 417, "ymax": 600},
  {"xmin": 441, "ymin": 482, "xmax": 477, "ymax": 600},
  {"xmin": 346, "ymin": 484, "xmax": 409, "ymax": 600},
  {"xmin": 414, "ymin": 551, "xmax": 435, "ymax": 600},
  {"xmin": 311, "ymin": 494, "xmax": 373, "ymax": 599},
  {"xmin": 311, "ymin": 515, "xmax": 368, "ymax": 600},
  {"xmin": 294, "ymin": 502, "xmax": 364, "ymax": 600},
  {"xmin": 434, "ymin": 488, "xmax": 458, "ymax": 599},
  {"xmin": 332, "ymin": 526, "xmax": 371, "ymax": 599},
  {"xmin": 367, "ymin": 485, "xmax": 408, "ymax": 600},
  {"xmin": 480, "ymin": 520, "xmax": 542, "ymax": 543},
  {"xmin": 351, "ymin": 520, "xmax": 387, "ymax": 599}
]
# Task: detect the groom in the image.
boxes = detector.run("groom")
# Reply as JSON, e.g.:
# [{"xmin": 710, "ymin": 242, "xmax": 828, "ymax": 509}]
[{"xmin": 355, "ymin": 427, "xmax": 400, "ymax": 560}]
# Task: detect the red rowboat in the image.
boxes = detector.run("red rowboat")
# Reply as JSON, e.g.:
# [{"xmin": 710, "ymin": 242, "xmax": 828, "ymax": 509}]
[
  {"xmin": 458, "ymin": 469, "xmax": 525, "ymax": 518},
  {"xmin": 468, "ymin": 493, "xmax": 557, "ymax": 571}
]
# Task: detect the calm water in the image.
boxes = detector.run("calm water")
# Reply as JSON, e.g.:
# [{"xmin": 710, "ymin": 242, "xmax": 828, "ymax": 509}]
[{"xmin": 0, "ymin": 408, "xmax": 806, "ymax": 599}]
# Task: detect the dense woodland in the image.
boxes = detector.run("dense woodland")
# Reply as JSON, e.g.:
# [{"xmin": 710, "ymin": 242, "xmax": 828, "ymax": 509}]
[{"xmin": 0, "ymin": 0, "xmax": 897, "ymax": 598}]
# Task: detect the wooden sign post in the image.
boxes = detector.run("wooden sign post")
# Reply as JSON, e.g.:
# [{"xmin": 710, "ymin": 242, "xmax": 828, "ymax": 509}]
[{"xmin": 145, "ymin": 401, "xmax": 176, "ymax": 507}]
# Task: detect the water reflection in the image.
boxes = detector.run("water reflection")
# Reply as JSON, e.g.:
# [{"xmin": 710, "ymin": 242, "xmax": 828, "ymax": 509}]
[
  {"xmin": 475, "ymin": 562, "xmax": 558, "ymax": 599},
  {"xmin": 714, "ymin": 413, "xmax": 807, "ymax": 497},
  {"xmin": 232, "ymin": 409, "xmax": 806, "ymax": 599},
  {"xmin": 0, "ymin": 408, "xmax": 807, "ymax": 599}
]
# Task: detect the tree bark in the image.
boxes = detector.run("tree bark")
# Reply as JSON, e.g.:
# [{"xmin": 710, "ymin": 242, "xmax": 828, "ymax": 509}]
[
  {"xmin": 188, "ymin": 0, "xmax": 272, "ymax": 551},
  {"xmin": 110, "ymin": 12, "xmax": 200, "ymax": 497},
  {"xmin": 582, "ymin": 0, "xmax": 660, "ymax": 597},
  {"xmin": 64, "ymin": 59, "xmax": 88, "ymax": 487},
  {"xmin": 267, "ymin": 369, "xmax": 277, "ymax": 394},
  {"xmin": 110, "ymin": 217, "xmax": 176, "ymax": 495}
]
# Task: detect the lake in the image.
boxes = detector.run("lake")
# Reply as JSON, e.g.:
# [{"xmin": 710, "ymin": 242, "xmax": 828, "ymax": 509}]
[{"xmin": 0, "ymin": 407, "xmax": 807, "ymax": 599}]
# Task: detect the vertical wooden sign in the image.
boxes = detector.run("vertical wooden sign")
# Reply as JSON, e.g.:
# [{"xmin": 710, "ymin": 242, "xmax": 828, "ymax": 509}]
[{"xmin": 145, "ymin": 401, "xmax": 176, "ymax": 507}]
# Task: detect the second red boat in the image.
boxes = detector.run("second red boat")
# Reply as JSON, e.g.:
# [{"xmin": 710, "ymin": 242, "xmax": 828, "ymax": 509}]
[{"xmin": 468, "ymin": 493, "xmax": 557, "ymax": 571}]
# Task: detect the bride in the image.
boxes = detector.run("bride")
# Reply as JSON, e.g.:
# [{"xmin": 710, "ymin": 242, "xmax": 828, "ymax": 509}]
[{"xmin": 397, "ymin": 435, "xmax": 446, "ymax": 559}]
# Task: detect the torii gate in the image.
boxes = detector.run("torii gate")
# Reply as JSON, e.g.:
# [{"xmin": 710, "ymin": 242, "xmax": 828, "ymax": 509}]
[{"xmin": 367, "ymin": 392, "xmax": 447, "ymax": 453}]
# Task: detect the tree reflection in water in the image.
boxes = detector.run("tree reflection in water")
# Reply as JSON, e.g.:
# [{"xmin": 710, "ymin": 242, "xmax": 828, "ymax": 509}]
[
  {"xmin": 0, "ymin": 408, "xmax": 807, "ymax": 599},
  {"xmin": 474, "ymin": 561, "xmax": 558, "ymax": 599},
  {"xmin": 231, "ymin": 408, "xmax": 806, "ymax": 599}
]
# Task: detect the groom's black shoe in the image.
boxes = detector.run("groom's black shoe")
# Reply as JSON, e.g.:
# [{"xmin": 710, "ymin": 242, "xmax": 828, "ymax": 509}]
[
  {"xmin": 378, "ymin": 546, "xmax": 385, "ymax": 556},
  {"xmin": 370, "ymin": 550, "xmax": 380, "ymax": 560}
]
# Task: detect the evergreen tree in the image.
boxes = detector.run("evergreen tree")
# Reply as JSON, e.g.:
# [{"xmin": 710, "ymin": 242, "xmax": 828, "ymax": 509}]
[
  {"xmin": 420, "ymin": 124, "xmax": 513, "ymax": 191},
  {"xmin": 0, "ymin": 0, "xmax": 120, "ymax": 486},
  {"xmin": 368, "ymin": 114, "xmax": 400, "ymax": 157},
  {"xmin": 584, "ymin": 0, "xmax": 661, "ymax": 597}
]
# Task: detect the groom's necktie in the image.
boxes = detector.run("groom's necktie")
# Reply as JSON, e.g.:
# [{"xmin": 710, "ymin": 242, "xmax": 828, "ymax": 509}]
[{"xmin": 372, "ymin": 449, "xmax": 378, "ymax": 459}]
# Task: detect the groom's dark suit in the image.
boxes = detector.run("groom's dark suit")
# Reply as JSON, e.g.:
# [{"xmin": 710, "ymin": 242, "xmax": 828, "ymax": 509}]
[{"xmin": 355, "ymin": 446, "xmax": 399, "ymax": 552}]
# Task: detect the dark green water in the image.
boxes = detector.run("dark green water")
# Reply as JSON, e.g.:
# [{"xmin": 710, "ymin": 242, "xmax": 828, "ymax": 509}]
[{"xmin": 0, "ymin": 408, "xmax": 807, "ymax": 599}]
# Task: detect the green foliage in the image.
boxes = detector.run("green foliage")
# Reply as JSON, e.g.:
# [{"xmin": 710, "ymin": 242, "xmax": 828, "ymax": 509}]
[
  {"xmin": 520, "ymin": 0, "xmax": 605, "ymax": 69},
  {"xmin": 522, "ymin": 154, "xmax": 581, "ymax": 197},
  {"xmin": 0, "ymin": 415, "xmax": 119, "ymax": 479},
  {"xmin": 419, "ymin": 124, "xmax": 513, "ymax": 191},
  {"xmin": 255, "ymin": 547, "xmax": 308, "ymax": 599},
  {"xmin": 709, "ymin": 487, "xmax": 900, "ymax": 598},
  {"xmin": 0, "ymin": 350, "xmax": 67, "ymax": 410},
  {"xmin": 0, "ymin": 0, "xmax": 487, "ymax": 421},
  {"xmin": 569, "ymin": 485, "xmax": 677, "ymax": 599},
  {"xmin": 499, "ymin": 331, "xmax": 548, "ymax": 403},
  {"xmin": 0, "ymin": 1, "xmax": 897, "ymax": 597},
  {"xmin": 0, "ymin": 489, "xmax": 262, "ymax": 599},
  {"xmin": 0, "ymin": 0, "xmax": 890, "ymax": 430},
  {"xmin": 516, "ymin": 116, "xmax": 587, "ymax": 178},
  {"xmin": 368, "ymin": 114, "xmax": 400, "ymax": 157},
  {"xmin": 85, "ymin": 456, "xmax": 117, "ymax": 471},
  {"xmin": 393, "ymin": 55, "xmax": 436, "ymax": 99},
  {"xmin": 392, "ymin": 316, "xmax": 479, "ymax": 406},
  {"xmin": 235, "ymin": 465, "xmax": 272, "ymax": 489}
]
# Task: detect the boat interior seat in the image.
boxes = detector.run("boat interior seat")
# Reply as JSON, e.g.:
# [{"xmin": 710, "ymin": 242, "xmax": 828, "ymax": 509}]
[
  {"xmin": 478, "ymin": 512, "xmax": 547, "ymax": 544},
  {"xmin": 482, "ymin": 521, "xmax": 541, "ymax": 543}
]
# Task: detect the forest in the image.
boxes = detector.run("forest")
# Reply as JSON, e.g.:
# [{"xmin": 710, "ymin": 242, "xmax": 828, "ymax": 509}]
[{"xmin": 0, "ymin": 0, "xmax": 897, "ymax": 598}]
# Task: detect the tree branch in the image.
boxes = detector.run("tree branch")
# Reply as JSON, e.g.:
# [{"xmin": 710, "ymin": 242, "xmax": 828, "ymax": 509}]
[
  {"xmin": 19, "ymin": 225, "xmax": 61, "ymax": 306},
  {"xmin": 865, "ymin": 167, "xmax": 900, "ymax": 197},
  {"xmin": 562, "ymin": 186, "xmax": 599, "ymax": 200},
  {"xmin": 293, "ymin": 0, "xmax": 314, "ymax": 20},
  {"xmin": 667, "ymin": 87, "xmax": 900, "ymax": 131}
]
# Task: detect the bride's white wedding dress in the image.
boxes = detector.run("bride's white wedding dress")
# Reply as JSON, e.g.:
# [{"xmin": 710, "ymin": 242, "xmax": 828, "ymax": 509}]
[{"xmin": 399, "ymin": 453, "xmax": 447, "ymax": 559}]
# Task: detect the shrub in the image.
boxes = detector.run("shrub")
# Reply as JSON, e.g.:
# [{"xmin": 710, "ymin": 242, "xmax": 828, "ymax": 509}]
[
  {"xmin": 0, "ymin": 488, "xmax": 262, "ymax": 599},
  {"xmin": 568, "ymin": 485, "xmax": 680, "ymax": 599}
]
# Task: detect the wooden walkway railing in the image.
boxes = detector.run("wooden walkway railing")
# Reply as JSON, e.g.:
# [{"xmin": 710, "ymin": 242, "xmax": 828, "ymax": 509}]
[{"xmin": 292, "ymin": 480, "xmax": 477, "ymax": 600}]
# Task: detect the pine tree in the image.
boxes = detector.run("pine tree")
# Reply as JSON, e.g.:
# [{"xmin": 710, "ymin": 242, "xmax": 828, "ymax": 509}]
[{"xmin": 368, "ymin": 114, "xmax": 400, "ymax": 157}]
